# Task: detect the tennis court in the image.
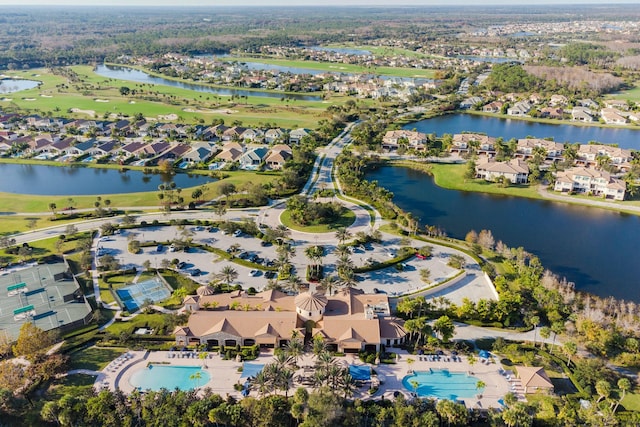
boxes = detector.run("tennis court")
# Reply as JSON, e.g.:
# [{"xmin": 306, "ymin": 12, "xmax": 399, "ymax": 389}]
[{"xmin": 115, "ymin": 278, "xmax": 171, "ymax": 312}]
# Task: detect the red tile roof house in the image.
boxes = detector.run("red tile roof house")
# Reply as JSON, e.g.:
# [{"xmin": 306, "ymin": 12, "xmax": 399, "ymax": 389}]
[
  {"xmin": 381, "ymin": 130, "xmax": 429, "ymax": 152},
  {"xmin": 265, "ymin": 144, "xmax": 293, "ymax": 170}
]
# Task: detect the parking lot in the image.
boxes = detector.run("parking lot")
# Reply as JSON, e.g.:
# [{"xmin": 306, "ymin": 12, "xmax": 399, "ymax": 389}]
[{"xmin": 96, "ymin": 225, "xmax": 496, "ymax": 303}]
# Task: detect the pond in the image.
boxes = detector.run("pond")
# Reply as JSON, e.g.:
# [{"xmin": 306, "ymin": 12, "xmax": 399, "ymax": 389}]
[
  {"xmin": 0, "ymin": 79, "xmax": 40, "ymax": 94},
  {"xmin": 0, "ymin": 163, "xmax": 214, "ymax": 196},
  {"xmin": 310, "ymin": 46, "xmax": 372, "ymax": 56},
  {"xmin": 94, "ymin": 65, "xmax": 322, "ymax": 101},
  {"xmin": 366, "ymin": 165, "xmax": 640, "ymax": 302},
  {"xmin": 405, "ymin": 113, "xmax": 640, "ymax": 149}
]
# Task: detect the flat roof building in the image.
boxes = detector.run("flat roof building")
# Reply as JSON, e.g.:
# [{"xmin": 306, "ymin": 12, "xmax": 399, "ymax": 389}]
[{"xmin": 0, "ymin": 260, "xmax": 92, "ymax": 343}]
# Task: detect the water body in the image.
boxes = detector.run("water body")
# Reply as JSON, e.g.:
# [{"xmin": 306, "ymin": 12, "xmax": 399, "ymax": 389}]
[
  {"xmin": 366, "ymin": 166, "xmax": 640, "ymax": 302},
  {"xmin": 0, "ymin": 79, "xmax": 40, "ymax": 94},
  {"xmin": 94, "ymin": 65, "xmax": 322, "ymax": 102},
  {"xmin": 0, "ymin": 163, "xmax": 214, "ymax": 196},
  {"xmin": 455, "ymin": 56, "xmax": 518, "ymax": 64},
  {"xmin": 310, "ymin": 46, "xmax": 372, "ymax": 56},
  {"xmin": 405, "ymin": 114, "xmax": 640, "ymax": 149}
]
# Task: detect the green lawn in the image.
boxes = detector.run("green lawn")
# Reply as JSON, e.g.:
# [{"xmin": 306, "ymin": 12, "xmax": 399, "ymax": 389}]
[
  {"xmin": 415, "ymin": 163, "xmax": 542, "ymax": 199},
  {"xmin": 279, "ymin": 208, "xmax": 356, "ymax": 233},
  {"xmin": 68, "ymin": 346, "xmax": 126, "ymax": 371},
  {"xmin": 609, "ymin": 82, "xmax": 640, "ymax": 102},
  {"xmin": 105, "ymin": 313, "xmax": 173, "ymax": 335},
  {"xmin": 225, "ymin": 56, "xmax": 436, "ymax": 79},
  {"xmin": 621, "ymin": 392, "xmax": 640, "ymax": 412},
  {"xmin": 3, "ymin": 66, "xmax": 331, "ymax": 128}
]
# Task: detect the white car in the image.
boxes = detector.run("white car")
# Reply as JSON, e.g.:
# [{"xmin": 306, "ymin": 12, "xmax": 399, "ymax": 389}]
[{"xmin": 233, "ymin": 230, "xmax": 242, "ymax": 237}]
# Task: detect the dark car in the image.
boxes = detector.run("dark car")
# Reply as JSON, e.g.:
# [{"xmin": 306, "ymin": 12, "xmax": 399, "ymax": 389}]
[
  {"xmin": 260, "ymin": 240, "xmax": 272, "ymax": 247},
  {"xmin": 238, "ymin": 251, "xmax": 250, "ymax": 259},
  {"xmin": 265, "ymin": 271, "xmax": 277, "ymax": 279},
  {"xmin": 189, "ymin": 268, "xmax": 201, "ymax": 277},
  {"xmin": 249, "ymin": 254, "xmax": 259, "ymax": 262},
  {"xmin": 177, "ymin": 262, "xmax": 187, "ymax": 269}
]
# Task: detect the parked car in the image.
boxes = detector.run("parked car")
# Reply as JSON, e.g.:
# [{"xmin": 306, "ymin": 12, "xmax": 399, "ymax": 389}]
[
  {"xmin": 189, "ymin": 268, "xmax": 201, "ymax": 277},
  {"xmin": 156, "ymin": 244, "xmax": 164, "ymax": 252},
  {"xmin": 233, "ymin": 229, "xmax": 242, "ymax": 237},
  {"xmin": 265, "ymin": 271, "xmax": 277, "ymax": 279},
  {"xmin": 260, "ymin": 240, "xmax": 272, "ymax": 247},
  {"xmin": 249, "ymin": 269, "xmax": 260, "ymax": 277}
]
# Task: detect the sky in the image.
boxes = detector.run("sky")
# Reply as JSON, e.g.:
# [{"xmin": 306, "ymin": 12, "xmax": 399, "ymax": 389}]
[{"xmin": 0, "ymin": 0, "xmax": 637, "ymax": 5}]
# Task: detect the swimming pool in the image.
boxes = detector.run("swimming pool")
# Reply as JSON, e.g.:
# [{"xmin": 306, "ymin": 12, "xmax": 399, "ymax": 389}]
[
  {"xmin": 129, "ymin": 365, "xmax": 210, "ymax": 391},
  {"xmin": 402, "ymin": 369, "xmax": 481, "ymax": 400}
]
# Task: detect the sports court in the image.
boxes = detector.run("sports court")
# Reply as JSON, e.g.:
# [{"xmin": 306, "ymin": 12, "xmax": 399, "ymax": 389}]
[{"xmin": 115, "ymin": 278, "xmax": 171, "ymax": 312}]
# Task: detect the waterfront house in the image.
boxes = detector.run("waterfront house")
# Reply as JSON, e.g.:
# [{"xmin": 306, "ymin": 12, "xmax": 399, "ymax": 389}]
[
  {"xmin": 571, "ymin": 107, "xmax": 594, "ymax": 123},
  {"xmin": 507, "ymin": 101, "xmax": 531, "ymax": 116},
  {"xmin": 516, "ymin": 138, "xmax": 564, "ymax": 161},
  {"xmin": 450, "ymin": 133, "xmax": 495, "ymax": 155},
  {"xmin": 91, "ymin": 140, "xmax": 120, "ymax": 157},
  {"xmin": 576, "ymin": 144, "xmax": 632, "ymax": 170},
  {"xmin": 601, "ymin": 108, "xmax": 628, "ymax": 125},
  {"xmin": 482, "ymin": 101, "xmax": 504, "ymax": 113},
  {"xmin": 475, "ymin": 158, "xmax": 530, "ymax": 184},
  {"xmin": 382, "ymin": 130, "xmax": 429, "ymax": 152},
  {"xmin": 183, "ymin": 147, "xmax": 215, "ymax": 163},
  {"xmin": 554, "ymin": 166, "xmax": 626, "ymax": 200}
]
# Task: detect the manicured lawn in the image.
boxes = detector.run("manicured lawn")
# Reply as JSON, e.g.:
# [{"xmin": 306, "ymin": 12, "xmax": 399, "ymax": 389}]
[
  {"xmin": 4, "ymin": 66, "xmax": 329, "ymax": 128},
  {"xmin": 621, "ymin": 392, "xmax": 640, "ymax": 412},
  {"xmin": 226, "ymin": 56, "xmax": 436, "ymax": 78},
  {"xmin": 68, "ymin": 346, "xmax": 126, "ymax": 371},
  {"xmin": 279, "ymin": 208, "xmax": 355, "ymax": 233},
  {"xmin": 610, "ymin": 82, "xmax": 640, "ymax": 102},
  {"xmin": 105, "ymin": 313, "xmax": 173, "ymax": 335}
]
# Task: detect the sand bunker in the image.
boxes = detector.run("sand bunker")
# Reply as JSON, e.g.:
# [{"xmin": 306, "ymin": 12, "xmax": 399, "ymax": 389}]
[
  {"xmin": 0, "ymin": 98, "xmax": 12, "ymax": 102},
  {"xmin": 157, "ymin": 114, "xmax": 179, "ymax": 121},
  {"xmin": 183, "ymin": 108, "xmax": 238, "ymax": 114},
  {"xmin": 70, "ymin": 108, "xmax": 96, "ymax": 117},
  {"xmin": 129, "ymin": 101, "xmax": 136, "ymax": 104},
  {"xmin": 23, "ymin": 98, "xmax": 36, "ymax": 101},
  {"xmin": 94, "ymin": 99, "xmax": 110, "ymax": 103},
  {"xmin": 40, "ymin": 94, "xmax": 53, "ymax": 98}
]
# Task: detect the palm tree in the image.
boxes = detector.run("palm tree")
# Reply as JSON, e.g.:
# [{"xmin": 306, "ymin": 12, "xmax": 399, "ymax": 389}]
[
  {"xmin": 189, "ymin": 371, "xmax": 203, "ymax": 388},
  {"xmin": 614, "ymin": 378, "xmax": 631, "ymax": 412},
  {"xmin": 250, "ymin": 370, "xmax": 271, "ymax": 397},
  {"xmin": 216, "ymin": 265, "xmax": 238, "ymax": 285},
  {"xmin": 596, "ymin": 379, "xmax": 612, "ymax": 404},
  {"xmin": 333, "ymin": 244, "xmax": 351, "ymax": 258},
  {"xmin": 335, "ymin": 228, "xmax": 352, "ymax": 245},
  {"xmin": 340, "ymin": 371, "xmax": 357, "ymax": 398},
  {"xmin": 285, "ymin": 338, "xmax": 304, "ymax": 367},
  {"xmin": 476, "ymin": 380, "xmax": 486, "ymax": 398},
  {"xmin": 320, "ymin": 275, "xmax": 339, "ymax": 296}
]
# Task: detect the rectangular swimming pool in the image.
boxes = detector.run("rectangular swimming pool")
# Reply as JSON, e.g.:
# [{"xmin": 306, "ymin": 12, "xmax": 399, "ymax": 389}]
[{"xmin": 403, "ymin": 369, "xmax": 481, "ymax": 400}]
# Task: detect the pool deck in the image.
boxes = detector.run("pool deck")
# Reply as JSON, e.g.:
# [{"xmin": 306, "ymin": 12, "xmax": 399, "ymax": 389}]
[{"xmin": 94, "ymin": 349, "xmax": 515, "ymax": 409}]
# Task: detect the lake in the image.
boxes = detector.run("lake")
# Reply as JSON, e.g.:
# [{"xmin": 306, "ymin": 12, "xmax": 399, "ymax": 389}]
[
  {"xmin": 0, "ymin": 163, "xmax": 214, "ymax": 196},
  {"xmin": 405, "ymin": 114, "xmax": 640, "ymax": 149},
  {"xmin": 0, "ymin": 79, "xmax": 40, "ymax": 94},
  {"xmin": 366, "ymin": 165, "xmax": 640, "ymax": 302},
  {"xmin": 310, "ymin": 46, "xmax": 372, "ymax": 56},
  {"xmin": 94, "ymin": 65, "xmax": 322, "ymax": 102}
]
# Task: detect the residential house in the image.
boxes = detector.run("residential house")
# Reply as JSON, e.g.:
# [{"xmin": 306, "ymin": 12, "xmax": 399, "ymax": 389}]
[
  {"xmin": 450, "ymin": 133, "xmax": 495, "ymax": 155},
  {"xmin": 482, "ymin": 101, "xmax": 504, "ymax": 113},
  {"xmin": 239, "ymin": 128, "xmax": 264, "ymax": 143},
  {"xmin": 48, "ymin": 138, "xmax": 76, "ymax": 155},
  {"xmin": 72, "ymin": 140, "xmax": 97, "ymax": 156},
  {"xmin": 381, "ymin": 130, "xmax": 429, "ymax": 152},
  {"xmin": 161, "ymin": 143, "xmax": 192, "ymax": 160},
  {"xmin": 0, "ymin": 139, "xmax": 13, "ymax": 153},
  {"xmin": 516, "ymin": 367, "xmax": 554, "ymax": 394},
  {"xmin": 603, "ymin": 99, "xmax": 629, "ymax": 111},
  {"xmin": 91, "ymin": 140, "xmax": 119, "ymax": 157},
  {"xmin": 571, "ymin": 107, "xmax": 594, "ymax": 123},
  {"xmin": 507, "ymin": 101, "xmax": 531, "ymax": 116},
  {"xmin": 576, "ymin": 144, "xmax": 632, "ymax": 169},
  {"xmin": 601, "ymin": 108, "xmax": 628, "ymax": 125},
  {"xmin": 183, "ymin": 147, "xmax": 214, "ymax": 163},
  {"xmin": 222, "ymin": 126, "xmax": 247, "ymax": 141},
  {"xmin": 265, "ymin": 144, "xmax": 293, "ymax": 170},
  {"xmin": 554, "ymin": 166, "xmax": 626, "ymax": 200},
  {"xmin": 239, "ymin": 147, "xmax": 269, "ymax": 169},
  {"xmin": 120, "ymin": 141, "xmax": 147, "ymax": 158},
  {"xmin": 549, "ymin": 94, "xmax": 568, "ymax": 107},
  {"xmin": 460, "ymin": 96, "xmax": 483, "ymax": 109},
  {"xmin": 0, "ymin": 130, "xmax": 18, "ymax": 141},
  {"xmin": 264, "ymin": 128, "xmax": 285, "ymax": 144},
  {"xmin": 289, "ymin": 128, "xmax": 312, "ymax": 144},
  {"xmin": 516, "ymin": 138, "xmax": 564, "ymax": 161},
  {"xmin": 476, "ymin": 158, "xmax": 530, "ymax": 184},
  {"xmin": 539, "ymin": 107, "xmax": 564, "ymax": 120},
  {"xmin": 215, "ymin": 142, "xmax": 245, "ymax": 163},
  {"xmin": 175, "ymin": 288, "xmax": 407, "ymax": 353}
]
